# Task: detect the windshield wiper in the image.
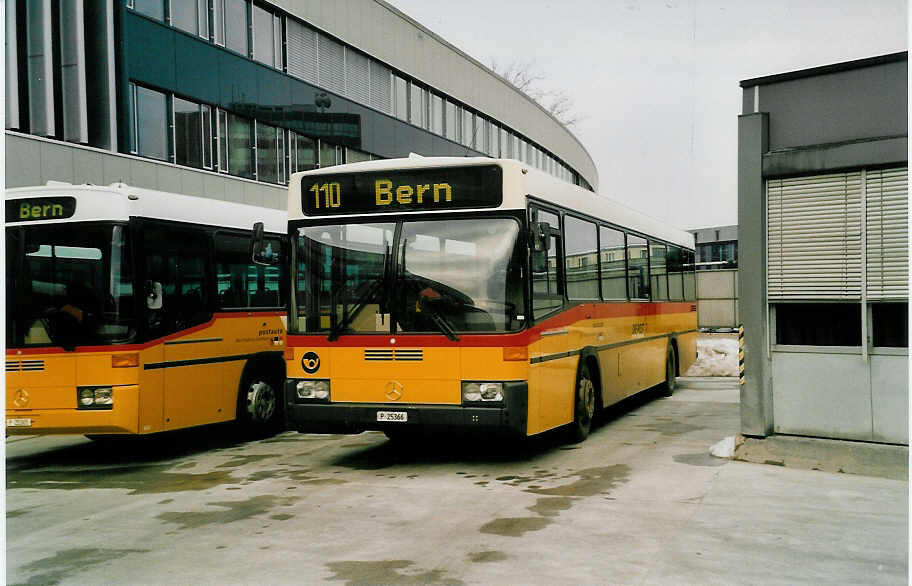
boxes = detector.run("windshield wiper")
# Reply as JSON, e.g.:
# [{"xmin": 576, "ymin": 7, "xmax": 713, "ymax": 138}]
[
  {"xmin": 420, "ymin": 304, "xmax": 459, "ymax": 341},
  {"xmin": 397, "ymin": 240, "xmax": 459, "ymax": 342},
  {"xmin": 328, "ymin": 243, "xmax": 391, "ymax": 341}
]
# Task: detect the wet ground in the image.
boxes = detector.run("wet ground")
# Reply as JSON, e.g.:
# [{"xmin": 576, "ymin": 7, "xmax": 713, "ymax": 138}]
[{"xmin": 6, "ymin": 380, "xmax": 907, "ymax": 585}]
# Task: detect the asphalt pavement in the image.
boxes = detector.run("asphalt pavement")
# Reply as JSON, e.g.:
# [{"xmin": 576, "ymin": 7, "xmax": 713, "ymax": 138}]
[{"xmin": 5, "ymin": 378, "xmax": 908, "ymax": 585}]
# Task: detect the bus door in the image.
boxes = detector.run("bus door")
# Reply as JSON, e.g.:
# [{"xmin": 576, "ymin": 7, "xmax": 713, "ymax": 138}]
[{"xmin": 142, "ymin": 224, "xmax": 222, "ymax": 430}]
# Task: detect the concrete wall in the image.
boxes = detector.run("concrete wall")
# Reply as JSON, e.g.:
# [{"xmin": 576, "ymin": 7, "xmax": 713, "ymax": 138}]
[
  {"xmin": 696, "ymin": 269, "xmax": 739, "ymax": 329},
  {"xmin": 6, "ymin": 131, "xmax": 287, "ymax": 209}
]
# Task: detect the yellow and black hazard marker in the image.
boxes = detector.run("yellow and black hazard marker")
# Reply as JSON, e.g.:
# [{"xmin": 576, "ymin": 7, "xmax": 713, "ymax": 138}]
[{"xmin": 738, "ymin": 325, "xmax": 745, "ymax": 386}]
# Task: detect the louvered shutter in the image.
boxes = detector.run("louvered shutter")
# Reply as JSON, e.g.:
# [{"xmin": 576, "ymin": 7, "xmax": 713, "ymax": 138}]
[
  {"xmin": 767, "ymin": 172, "xmax": 862, "ymax": 299},
  {"xmin": 865, "ymin": 167, "xmax": 908, "ymax": 299},
  {"xmin": 286, "ymin": 20, "xmax": 317, "ymax": 84},
  {"xmin": 344, "ymin": 49, "xmax": 370, "ymax": 105},
  {"xmin": 369, "ymin": 61, "xmax": 392, "ymax": 114},
  {"xmin": 318, "ymin": 34, "xmax": 345, "ymax": 95}
]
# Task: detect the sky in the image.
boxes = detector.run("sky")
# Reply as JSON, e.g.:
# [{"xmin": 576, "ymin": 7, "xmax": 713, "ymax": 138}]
[{"xmin": 386, "ymin": 0, "xmax": 907, "ymax": 230}]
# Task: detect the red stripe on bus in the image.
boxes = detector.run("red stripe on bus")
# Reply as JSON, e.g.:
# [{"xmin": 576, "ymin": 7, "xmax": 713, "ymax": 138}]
[
  {"xmin": 287, "ymin": 301, "xmax": 695, "ymax": 348},
  {"xmin": 6, "ymin": 311, "xmax": 284, "ymax": 355}
]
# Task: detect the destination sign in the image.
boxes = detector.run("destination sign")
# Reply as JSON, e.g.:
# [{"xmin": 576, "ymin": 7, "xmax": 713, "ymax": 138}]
[
  {"xmin": 301, "ymin": 165, "xmax": 503, "ymax": 216},
  {"xmin": 6, "ymin": 197, "xmax": 76, "ymax": 223}
]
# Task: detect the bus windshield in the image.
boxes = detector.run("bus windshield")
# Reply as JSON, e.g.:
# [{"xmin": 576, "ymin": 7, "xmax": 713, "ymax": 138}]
[
  {"xmin": 6, "ymin": 223, "xmax": 136, "ymax": 348},
  {"xmin": 294, "ymin": 217, "xmax": 525, "ymax": 336}
]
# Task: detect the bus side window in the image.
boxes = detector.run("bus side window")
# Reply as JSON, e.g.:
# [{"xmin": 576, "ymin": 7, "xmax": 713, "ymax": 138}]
[
  {"xmin": 530, "ymin": 207, "xmax": 564, "ymax": 320},
  {"xmin": 216, "ymin": 233, "xmax": 283, "ymax": 309},
  {"xmin": 626, "ymin": 233, "xmax": 649, "ymax": 300},
  {"xmin": 143, "ymin": 226, "xmax": 211, "ymax": 336}
]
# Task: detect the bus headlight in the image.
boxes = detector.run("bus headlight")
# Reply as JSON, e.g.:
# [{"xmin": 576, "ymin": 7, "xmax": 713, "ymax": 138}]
[
  {"xmin": 462, "ymin": 381, "xmax": 504, "ymax": 403},
  {"xmin": 77, "ymin": 387, "xmax": 114, "ymax": 410},
  {"xmin": 295, "ymin": 379, "xmax": 330, "ymax": 402}
]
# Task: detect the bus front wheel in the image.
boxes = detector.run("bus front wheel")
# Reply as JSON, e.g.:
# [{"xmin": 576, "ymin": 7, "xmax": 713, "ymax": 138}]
[{"xmin": 569, "ymin": 362, "xmax": 596, "ymax": 443}]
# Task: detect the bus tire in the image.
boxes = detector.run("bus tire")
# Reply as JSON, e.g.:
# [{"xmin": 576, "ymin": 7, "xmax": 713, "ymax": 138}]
[
  {"xmin": 661, "ymin": 344, "xmax": 677, "ymax": 397},
  {"xmin": 569, "ymin": 362, "xmax": 596, "ymax": 443},
  {"xmin": 238, "ymin": 366, "xmax": 283, "ymax": 435}
]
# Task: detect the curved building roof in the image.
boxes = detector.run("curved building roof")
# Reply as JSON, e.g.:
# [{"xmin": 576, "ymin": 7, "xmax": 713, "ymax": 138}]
[{"xmin": 270, "ymin": 0, "xmax": 599, "ymax": 191}]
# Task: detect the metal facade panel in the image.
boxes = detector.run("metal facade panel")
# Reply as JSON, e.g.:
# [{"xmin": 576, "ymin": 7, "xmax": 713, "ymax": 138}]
[
  {"xmin": 870, "ymin": 354, "xmax": 909, "ymax": 444},
  {"xmin": 6, "ymin": 1, "xmax": 20, "ymax": 129},
  {"xmin": 767, "ymin": 172, "xmax": 862, "ymax": 299},
  {"xmin": 344, "ymin": 48, "xmax": 370, "ymax": 105},
  {"xmin": 286, "ymin": 19, "xmax": 318, "ymax": 84},
  {"xmin": 26, "ymin": 0, "xmax": 55, "ymax": 136},
  {"xmin": 318, "ymin": 34, "xmax": 345, "ymax": 95},
  {"xmin": 60, "ymin": 0, "xmax": 89, "ymax": 144},
  {"xmin": 865, "ymin": 167, "xmax": 909, "ymax": 299},
  {"xmin": 771, "ymin": 351, "xmax": 873, "ymax": 441},
  {"xmin": 369, "ymin": 60, "xmax": 392, "ymax": 114}
]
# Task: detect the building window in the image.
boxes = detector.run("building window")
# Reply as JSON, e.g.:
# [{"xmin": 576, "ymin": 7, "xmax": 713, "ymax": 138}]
[
  {"xmin": 133, "ymin": 84, "xmax": 168, "ymax": 161},
  {"xmin": 173, "ymin": 96, "xmax": 207, "ymax": 168},
  {"xmin": 227, "ymin": 112, "xmax": 253, "ymax": 178},
  {"xmin": 255, "ymin": 122, "xmax": 279, "ymax": 183},
  {"xmin": 346, "ymin": 148, "xmax": 370, "ymax": 163},
  {"xmin": 410, "ymin": 82, "xmax": 426, "ymax": 128},
  {"xmin": 217, "ymin": 109, "xmax": 228, "ymax": 172},
  {"xmin": 775, "ymin": 303, "xmax": 861, "ymax": 346},
  {"xmin": 225, "ymin": 0, "xmax": 249, "ymax": 56},
  {"xmin": 430, "ymin": 93, "xmax": 443, "ymax": 135},
  {"xmin": 252, "ymin": 3, "xmax": 280, "ymax": 68},
  {"xmin": 461, "ymin": 109, "xmax": 474, "ymax": 148},
  {"xmin": 872, "ymin": 303, "xmax": 908, "ymax": 348},
  {"xmin": 445, "ymin": 100, "xmax": 457, "ymax": 142},
  {"xmin": 290, "ymin": 132, "xmax": 316, "ymax": 173},
  {"xmin": 393, "ymin": 75, "xmax": 408, "ymax": 121},
  {"xmin": 319, "ymin": 141, "xmax": 340, "ymax": 167},
  {"xmin": 133, "ymin": 0, "xmax": 164, "ymax": 21}
]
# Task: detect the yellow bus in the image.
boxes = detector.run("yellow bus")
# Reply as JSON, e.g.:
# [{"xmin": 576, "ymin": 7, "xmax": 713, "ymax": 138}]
[
  {"xmin": 6, "ymin": 182, "xmax": 287, "ymax": 436},
  {"xmin": 281, "ymin": 157, "xmax": 697, "ymax": 442}
]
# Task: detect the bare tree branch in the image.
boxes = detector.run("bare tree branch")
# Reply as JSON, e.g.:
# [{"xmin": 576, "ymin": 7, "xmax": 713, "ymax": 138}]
[{"xmin": 489, "ymin": 58, "xmax": 582, "ymax": 128}]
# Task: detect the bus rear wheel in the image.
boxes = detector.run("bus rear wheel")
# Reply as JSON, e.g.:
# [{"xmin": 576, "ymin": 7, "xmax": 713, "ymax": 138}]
[
  {"xmin": 661, "ymin": 345, "xmax": 677, "ymax": 397},
  {"xmin": 569, "ymin": 362, "xmax": 596, "ymax": 443}
]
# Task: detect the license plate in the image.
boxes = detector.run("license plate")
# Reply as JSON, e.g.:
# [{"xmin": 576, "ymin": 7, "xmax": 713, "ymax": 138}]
[
  {"xmin": 6, "ymin": 418, "xmax": 32, "ymax": 428},
  {"xmin": 376, "ymin": 411, "xmax": 407, "ymax": 423}
]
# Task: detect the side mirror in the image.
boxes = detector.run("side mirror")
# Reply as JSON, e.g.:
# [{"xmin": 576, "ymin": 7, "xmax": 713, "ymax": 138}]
[
  {"xmin": 251, "ymin": 221, "xmax": 279, "ymax": 266},
  {"xmin": 531, "ymin": 221, "xmax": 550, "ymax": 253},
  {"xmin": 145, "ymin": 280, "xmax": 163, "ymax": 310}
]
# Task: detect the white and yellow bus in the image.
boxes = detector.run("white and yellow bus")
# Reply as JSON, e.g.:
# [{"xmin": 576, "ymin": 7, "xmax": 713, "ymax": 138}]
[
  {"xmin": 6, "ymin": 182, "xmax": 287, "ymax": 436},
  {"xmin": 282, "ymin": 157, "xmax": 697, "ymax": 442}
]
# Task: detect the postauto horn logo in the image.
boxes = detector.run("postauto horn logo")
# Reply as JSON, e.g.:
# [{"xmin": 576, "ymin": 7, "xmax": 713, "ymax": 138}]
[{"xmin": 301, "ymin": 351, "xmax": 321, "ymax": 374}]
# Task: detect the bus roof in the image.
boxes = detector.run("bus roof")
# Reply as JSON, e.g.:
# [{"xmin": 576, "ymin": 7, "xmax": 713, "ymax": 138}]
[
  {"xmin": 6, "ymin": 182, "xmax": 286, "ymax": 233},
  {"xmin": 288, "ymin": 157, "xmax": 694, "ymax": 250}
]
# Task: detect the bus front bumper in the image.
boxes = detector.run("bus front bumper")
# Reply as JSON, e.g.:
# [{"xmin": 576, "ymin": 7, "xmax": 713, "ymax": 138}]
[{"xmin": 284, "ymin": 381, "xmax": 528, "ymax": 437}]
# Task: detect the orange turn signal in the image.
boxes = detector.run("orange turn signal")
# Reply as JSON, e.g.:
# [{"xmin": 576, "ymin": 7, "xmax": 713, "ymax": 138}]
[
  {"xmin": 111, "ymin": 353, "xmax": 139, "ymax": 368},
  {"xmin": 283, "ymin": 348, "xmax": 295, "ymax": 361},
  {"xmin": 502, "ymin": 346, "xmax": 528, "ymax": 361}
]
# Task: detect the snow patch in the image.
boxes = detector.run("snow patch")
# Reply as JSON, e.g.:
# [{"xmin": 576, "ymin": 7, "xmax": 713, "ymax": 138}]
[
  {"xmin": 710, "ymin": 436, "xmax": 736, "ymax": 459},
  {"xmin": 685, "ymin": 336, "xmax": 738, "ymax": 377}
]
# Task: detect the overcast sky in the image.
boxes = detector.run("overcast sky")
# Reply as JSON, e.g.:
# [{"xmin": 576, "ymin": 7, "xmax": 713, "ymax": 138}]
[{"xmin": 386, "ymin": 0, "xmax": 907, "ymax": 230}]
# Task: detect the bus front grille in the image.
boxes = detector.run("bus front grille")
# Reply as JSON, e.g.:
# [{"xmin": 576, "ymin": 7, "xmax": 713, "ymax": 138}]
[
  {"xmin": 6, "ymin": 360, "xmax": 45, "ymax": 372},
  {"xmin": 364, "ymin": 349, "xmax": 423, "ymax": 362}
]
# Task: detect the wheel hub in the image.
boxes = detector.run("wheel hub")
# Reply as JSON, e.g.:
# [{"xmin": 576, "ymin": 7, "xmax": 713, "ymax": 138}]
[{"xmin": 247, "ymin": 381, "xmax": 276, "ymax": 423}]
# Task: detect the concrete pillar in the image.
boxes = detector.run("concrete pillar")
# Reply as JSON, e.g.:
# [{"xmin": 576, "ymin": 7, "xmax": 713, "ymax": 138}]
[{"xmin": 737, "ymin": 112, "xmax": 773, "ymax": 436}]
